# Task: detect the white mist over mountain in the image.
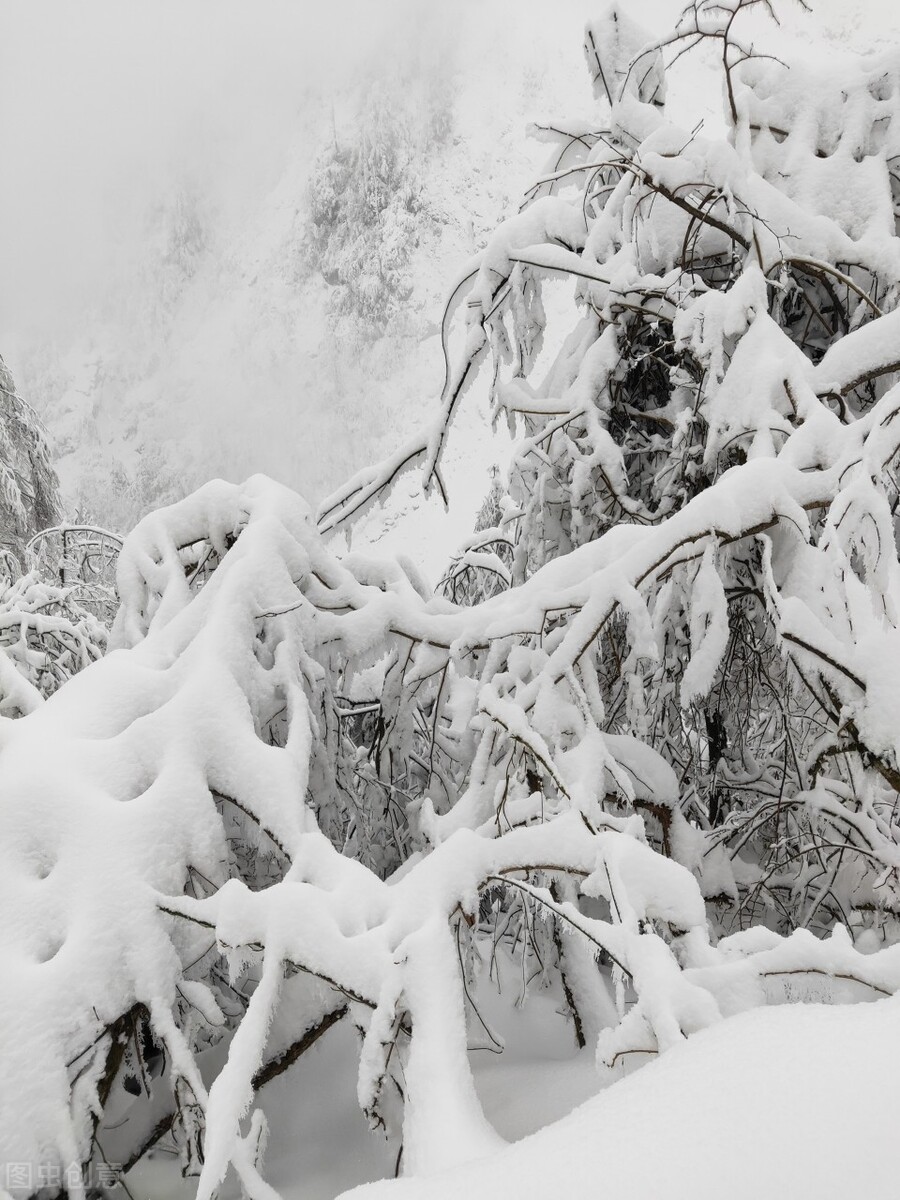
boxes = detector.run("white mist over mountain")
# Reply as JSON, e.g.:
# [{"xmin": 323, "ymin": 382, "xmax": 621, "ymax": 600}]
[
  {"xmin": 0, "ymin": 1, "xmax": 584, "ymax": 551},
  {"xmin": 0, "ymin": 1, "xmax": 435, "ymax": 333},
  {"xmin": 1, "ymin": 0, "xmax": 896, "ymax": 561}
]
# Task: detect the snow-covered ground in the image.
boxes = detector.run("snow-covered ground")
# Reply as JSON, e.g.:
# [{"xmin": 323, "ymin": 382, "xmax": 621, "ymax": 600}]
[
  {"xmin": 345, "ymin": 994, "xmax": 900, "ymax": 1200},
  {"xmin": 126, "ymin": 977, "xmax": 601, "ymax": 1200},
  {"xmin": 122, "ymin": 966, "xmax": 900, "ymax": 1200}
]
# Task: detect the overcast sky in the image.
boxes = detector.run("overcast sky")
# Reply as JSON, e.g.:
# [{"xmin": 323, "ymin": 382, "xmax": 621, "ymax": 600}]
[
  {"xmin": 1, "ymin": 0, "xmax": 896, "ymax": 344},
  {"xmin": 0, "ymin": 0, "xmax": 435, "ymax": 336}
]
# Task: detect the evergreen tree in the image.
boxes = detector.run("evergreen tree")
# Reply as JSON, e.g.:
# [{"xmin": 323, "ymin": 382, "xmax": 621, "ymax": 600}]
[{"xmin": 0, "ymin": 354, "xmax": 61, "ymax": 560}]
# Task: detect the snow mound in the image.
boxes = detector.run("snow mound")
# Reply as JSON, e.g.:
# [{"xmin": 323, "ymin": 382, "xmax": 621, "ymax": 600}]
[{"xmin": 344, "ymin": 995, "xmax": 900, "ymax": 1200}]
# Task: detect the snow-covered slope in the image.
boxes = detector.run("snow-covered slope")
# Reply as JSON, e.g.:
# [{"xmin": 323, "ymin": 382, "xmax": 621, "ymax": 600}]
[{"xmin": 344, "ymin": 995, "xmax": 900, "ymax": 1200}]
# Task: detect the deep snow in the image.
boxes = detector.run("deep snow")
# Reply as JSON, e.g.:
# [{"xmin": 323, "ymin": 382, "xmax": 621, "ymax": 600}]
[{"xmin": 344, "ymin": 996, "xmax": 900, "ymax": 1200}]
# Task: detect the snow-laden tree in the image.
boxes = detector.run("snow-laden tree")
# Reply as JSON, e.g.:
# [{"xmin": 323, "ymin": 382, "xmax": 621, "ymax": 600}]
[
  {"xmin": 306, "ymin": 49, "xmax": 455, "ymax": 343},
  {"xmin": 0, "ymin": 355, "xmax": 61, "ymax": 560},
  {"xmin": 307, "ymin": 82, "xmax": 428, "ymax": 337},
  {"xmin": 8, "ymin": 2, "xmax": 900, "ymax": 1196}
]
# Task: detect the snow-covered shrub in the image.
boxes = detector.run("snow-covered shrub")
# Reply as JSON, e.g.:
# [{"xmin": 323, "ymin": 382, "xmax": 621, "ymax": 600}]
[
  {"xmin": 9, "ymin": 2, "xmax": 900, "ymax": 1196},
  {"xmin": 26, "ymin": 524, "xmax": 122, "ymax": 625},
  {"xmin": 326, "ymin": 0, "xmax": 900, "ymax": 939},
  {"xmin": 0, "ymin": 524, "xmax": 115, "ymax": 713},
  {"xmin": 0, "ymin": 569, "xmax": 108, "ymax": 714},
  {"xmin": 0, "ymin": 361, "xmax": 107, "ymax": 711}
]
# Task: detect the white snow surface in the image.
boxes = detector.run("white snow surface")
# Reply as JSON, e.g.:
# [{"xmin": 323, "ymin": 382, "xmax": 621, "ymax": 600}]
[{"xmin": 344, "ymin": 995, "xmax": 900, "ymax": 1200}]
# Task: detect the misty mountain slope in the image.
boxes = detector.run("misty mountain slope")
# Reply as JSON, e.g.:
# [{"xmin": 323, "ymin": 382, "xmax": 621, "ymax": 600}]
[
  {"xmin": 8, "ymin": 2, "xmax": 587, "ymax": 551},
  {"xmin": 3, "ymin": 1, "xmax": 894, "ymax": 547}
]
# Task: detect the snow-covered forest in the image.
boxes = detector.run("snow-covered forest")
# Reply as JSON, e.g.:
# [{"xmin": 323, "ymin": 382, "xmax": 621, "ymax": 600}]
[{"xmin": 5, "ymin": 1, "xmax": 900, "ymax": 1197}]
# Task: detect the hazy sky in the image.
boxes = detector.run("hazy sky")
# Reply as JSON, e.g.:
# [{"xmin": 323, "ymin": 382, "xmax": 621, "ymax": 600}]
[
  {"xmin": 0, "ymin": 0, "xmax": 435, "ymax": 337},
  {"xmin": 2, "ymin": 0, "xmax": 898, "ymax": 544},
  {"xmin": 2, "ymin": 0, "xmax": 894, "ymax": 344}
]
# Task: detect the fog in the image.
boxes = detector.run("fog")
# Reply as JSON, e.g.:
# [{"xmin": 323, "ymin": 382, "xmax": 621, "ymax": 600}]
[
  {"xmin": 1, "ymin": 0, "xmax": 896, "ymax": 532},
  {"xmin": 2, "ymin": 0, "xmax": 890, "ymax": 341},
  {"xmin": 0, "ymin": 0, "xmax": 436, "ymax": 338}
]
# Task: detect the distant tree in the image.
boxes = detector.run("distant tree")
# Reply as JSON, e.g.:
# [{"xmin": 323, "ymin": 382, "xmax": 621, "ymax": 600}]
[
  {"xmin": 0, "ymin": 354, "xmax": 62, "ymax": 560},
  {"xmin": 306, "ymin": 76, "xmax": 444, "ymax": 337},
  {"xmin": 308, "ymin": 91, "xmax": 421, "ymax": 333}
]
